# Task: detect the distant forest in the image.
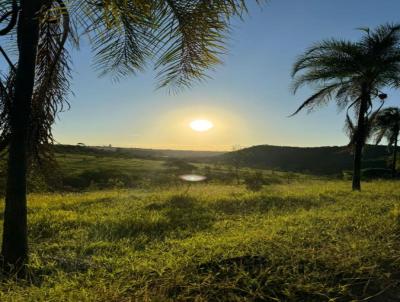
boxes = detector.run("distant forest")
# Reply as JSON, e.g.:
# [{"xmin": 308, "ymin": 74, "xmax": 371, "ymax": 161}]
[{"xmin": 218, "ymin": 145, "xmax": 391, "ymax": 175}]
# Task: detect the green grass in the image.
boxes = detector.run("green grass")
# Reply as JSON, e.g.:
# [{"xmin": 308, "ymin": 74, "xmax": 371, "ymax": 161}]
[
  {"xmin": 55, "ymin": 153, "xmax": 166, "ymax": 174},
  {"xmin": 54, "ymin": 153, "xmax": 168, "ymax": 189},
  {"xmin": 0, "ymin": 180, "xmax": 399, "ymax": 301},
  {"xmin": 51, "ymin": 152, "xmax": 311, "ymax": 192}
]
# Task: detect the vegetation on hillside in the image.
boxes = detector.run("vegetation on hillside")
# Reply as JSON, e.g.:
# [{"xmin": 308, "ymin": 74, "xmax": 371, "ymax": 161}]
[
  {"xmin": 2, "ymin": 144, "xmax": 390, "ymax": 195},
  {"xmin": 219, "ymin": 144, "xmax": 392, "ymax": 175},
  {"xmin": 45, "ymin": 150, "xmax": 302, "ymax": 192}
]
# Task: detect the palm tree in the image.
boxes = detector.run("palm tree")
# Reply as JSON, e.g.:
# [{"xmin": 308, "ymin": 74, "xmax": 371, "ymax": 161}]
[
  {"xmin": 373, "ymin": 107, "xmax": 400, "ymax": 177},
  {"xmin": 291, "ymin": 23, "xmax": 400, "ymax": 191},
  {"xmin": 0, "ymin": 0, "xmax": 263, "ymax": 271}
]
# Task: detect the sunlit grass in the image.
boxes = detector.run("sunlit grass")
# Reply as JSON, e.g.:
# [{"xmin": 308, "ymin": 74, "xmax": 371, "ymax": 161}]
[{"xmin": 0, "ymin": 180, "xmax": 399, "ymax": 301}]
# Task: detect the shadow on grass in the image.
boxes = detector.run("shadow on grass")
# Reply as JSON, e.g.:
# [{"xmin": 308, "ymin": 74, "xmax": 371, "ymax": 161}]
[
  {"xmin": 212, "ymin": 194, "xmax": 335, "ymax": 216},
  {"xmin": 54, "ymin": 197, "xmax": 116, "ymax": 212},
  {"xmin": 20, "ymin": 195, "xmax": 215, "ymax": 279},
  {"xmin": 157, "ymin": 255, "xmax": 290, "ymax": 301},
  {"xmin": 88, "ymin": 195, "xmax": 215, "ymax": 244},
  {"xmin": 0, "ymin": 256, "xmax": 106, "ymax": 287},
  {"xmin": 163, "ymin": 254, "xmax": 400, "ymax": 302}
]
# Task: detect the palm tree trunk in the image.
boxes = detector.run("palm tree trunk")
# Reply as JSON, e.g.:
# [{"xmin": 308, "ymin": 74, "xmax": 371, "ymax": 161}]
[
  {"xmin": 392, "ymin": 131, "xmax": 398, "ymax": 178},
  {"xmin": 1, "ymin": 0, "xmax": 41, "ymax": 271},
  {"xmin": 352, "ymin": 140, "xmax": 363, "ymax": 191},
  {"xmin": 352, "ymin": 87, "xmax": 370, "ymax": 191}
]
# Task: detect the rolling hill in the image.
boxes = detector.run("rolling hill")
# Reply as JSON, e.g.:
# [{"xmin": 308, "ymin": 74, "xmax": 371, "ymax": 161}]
[
  {"xmin": 54, "ymin": 143, "xmax": 394, "ymax": 176},
  {"xmin": 216, "ymin": 144, "xmax": 392, "ymax": 175}
]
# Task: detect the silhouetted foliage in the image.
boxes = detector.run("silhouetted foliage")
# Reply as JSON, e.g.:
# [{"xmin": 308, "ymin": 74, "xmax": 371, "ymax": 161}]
[
  {"xmin": 373, "ymin": 107, "xmax": 400, "ymax": 177},
  {"xmin": 291, "ymin": 23, "xmax": 400, "ymax": 190},
  {"xmin": 344, "ymin": 110, "xmax": 380, "ymax": 149}
]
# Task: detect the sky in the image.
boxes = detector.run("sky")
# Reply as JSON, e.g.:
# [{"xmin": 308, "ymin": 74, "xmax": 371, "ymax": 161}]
[{"xmin": 28, "ymin": 1, "xmax": 400, "ymax": 150}]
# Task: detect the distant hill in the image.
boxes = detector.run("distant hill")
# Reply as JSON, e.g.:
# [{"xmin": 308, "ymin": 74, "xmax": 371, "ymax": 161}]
[
  {"xmin": 53, "ymin": 144, "xmax": 393, "ymax": 176},
  {"xmin": 53, "ymin": 144, "xmax": 224, "ymax": 159},
  {"xmin": 216, "ymin": 144, "xmax": 391, "ymax": 175}
]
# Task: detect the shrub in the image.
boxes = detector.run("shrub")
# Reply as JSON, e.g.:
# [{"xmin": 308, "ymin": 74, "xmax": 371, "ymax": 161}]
[
  {"xmin": 361, "ymin": 168, "xmax": 392, "ymax": 179},
  {"xmin": 61, "ymin": 168, "xmax": 141, "ymax": 191},
  {"xmin": 244, "ymin": 171, "xmax": 264, "ymax": 191}
]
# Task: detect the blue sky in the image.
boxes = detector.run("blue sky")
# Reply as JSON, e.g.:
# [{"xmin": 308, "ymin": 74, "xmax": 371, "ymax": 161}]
[{"xmin": 51, "ymin": 0, "xmax": 400, "ymax": 150}]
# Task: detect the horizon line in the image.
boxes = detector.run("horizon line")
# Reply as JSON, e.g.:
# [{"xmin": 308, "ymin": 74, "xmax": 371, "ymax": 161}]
[{"xmin": 55, "ymin": 142, "xmax": 388, "ymax": 153}]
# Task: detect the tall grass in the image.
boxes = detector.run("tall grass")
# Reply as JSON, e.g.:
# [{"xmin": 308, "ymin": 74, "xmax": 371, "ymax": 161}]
[{"xmin": 0, "ymin": 180, "xmax": 399, "ymax": 301}]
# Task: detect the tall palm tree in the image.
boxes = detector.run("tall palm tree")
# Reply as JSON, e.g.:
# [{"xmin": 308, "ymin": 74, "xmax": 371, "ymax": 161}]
[
  {"xmin": 291, "ymin": 24, "xmax": 400, "ymax": 191},
  {"xmin": 0, "ymin": 0, "xmax": 263, "ymax": 271},
  {"xmin": 373, "ymin": 107, "xmax": 400, "ymax": 177}
]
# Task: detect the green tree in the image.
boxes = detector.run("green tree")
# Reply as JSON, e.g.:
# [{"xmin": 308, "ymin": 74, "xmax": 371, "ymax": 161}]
[
  {"xmin": 0, "ymin": 0, "xmax": 262, "ymax": 271},
  {"xmin": 373, "ymin": 107, "xmax": 400, "ymax": 177},
  {"xmin": 291, "ymin": 24, "xmax": 400, "ymax": 191}
]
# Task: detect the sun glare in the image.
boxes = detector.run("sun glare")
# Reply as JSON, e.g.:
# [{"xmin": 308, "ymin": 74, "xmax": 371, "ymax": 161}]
[{"xmin": 190, "ymin": 119, "xmax": 214, "ymax": 132}]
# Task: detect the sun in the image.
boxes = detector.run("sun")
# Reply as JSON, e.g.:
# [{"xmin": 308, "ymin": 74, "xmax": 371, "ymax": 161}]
[{"xmin": 190, "ymin": 119, "xmax": 214, "ymax": 132}]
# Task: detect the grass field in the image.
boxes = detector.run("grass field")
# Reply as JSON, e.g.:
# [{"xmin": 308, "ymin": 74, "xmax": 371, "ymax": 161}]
[
  {"xmin": 50, "ymin": 151, "xmax": 309, "ymax": 192},
  {"xmin": 0, "ymin": 180, "xmax": 399, "ymax": 301}
]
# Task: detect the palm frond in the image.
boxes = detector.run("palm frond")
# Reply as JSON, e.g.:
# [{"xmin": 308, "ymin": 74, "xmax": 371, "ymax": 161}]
[
  {"xmin": 344, "ymin": 113, "xmax": 356, "ymax": 146},
  {"xmin": 373, "ymin": 107, "xmax": 400, "ymax": 146},
  {"xmin": 153, "ymin": 0, "xmax": 230, "ymax": 90},
  {"xmin": 290, "ymin": 82, "xmax": 340, "ymax": 116},
  {"xmin": 29, "ymin": 0, "xmax": 72, "ymax": 169},
  {"xmin": 0, "ymin": 0, "xmax": 18, "ymax": 36},
  {"xmin": 345, "ymin": 109, "xmax": 380, "ymax": 148},
  {"xmin": 87, "ymin": 0, "xmax": 154, "ymax": 80}
]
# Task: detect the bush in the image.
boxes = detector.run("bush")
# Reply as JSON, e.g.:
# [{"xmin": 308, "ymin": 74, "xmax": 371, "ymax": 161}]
[
  {"xmin": 244, "ymin": 171, "xmax": 264, "ymax": 192},
  {"xmin": 361, "ymin": 168, "xmax": 392, "ymax": 179},
  {"xmin": 61, "ymin": 168, "xmax": 141, "ymax": 190}
]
